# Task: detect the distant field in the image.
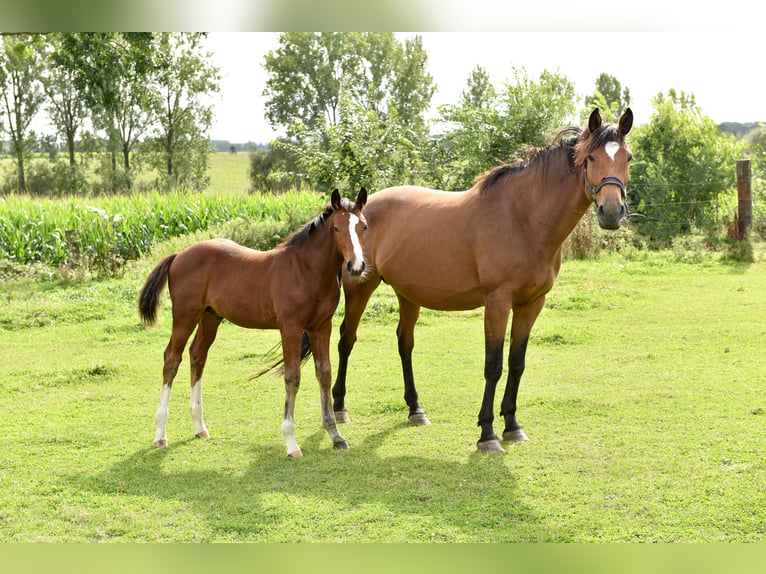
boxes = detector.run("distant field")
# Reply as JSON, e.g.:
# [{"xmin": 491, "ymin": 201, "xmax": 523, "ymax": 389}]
[{"xmin": 0, "ymin": 151, "xmax": 253, "ymax": 196}]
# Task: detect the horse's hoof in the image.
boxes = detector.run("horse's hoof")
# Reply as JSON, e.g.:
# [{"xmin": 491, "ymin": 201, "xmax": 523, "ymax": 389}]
[
  {"xmin": 477, "ymin": 439, "xmax": 506, "ymax": 454},
  {"xmin": 287, "ymin": 449, "xmax": 304, "ymax": 459},
  {"xmin": 334, "ymin": 409, "xmax": 350, "ymax": 424},
  {"xmin": 154, "ymin": 439, "xmax": 168, "ymax": 448},
  {"xmin": 502, "ymin": 429, "xmax": 529, "ymax": 442},
  {"xmin": 195, "ymin": 431, "xmax": 209, "ymax": 439},
  {"xmin": 333, "ymin": 440, "xmax": 349, "ymax": 450},
  {"xmin": 408, "ymin": 412, "xmax": 431, "ymax": 426}
]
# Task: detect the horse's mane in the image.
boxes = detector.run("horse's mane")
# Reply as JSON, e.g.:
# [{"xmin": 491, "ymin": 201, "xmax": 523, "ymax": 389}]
[
  {"xmin": 283, "ymin": 197, "xmax": 355, "ymax": 248},
  {"xmin": 475, "ymin": 120, "xmax": 626, "ymax": 194}
]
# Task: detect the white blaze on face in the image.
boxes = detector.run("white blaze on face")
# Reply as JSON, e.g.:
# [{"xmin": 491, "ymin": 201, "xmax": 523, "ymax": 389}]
[
  {"xmin": 605, "ymin": 141, "xmax": 620, "ymax": 161},
  {"xmin": 348, "ymin": 214, "xmax": 364, "ymax": 272}
]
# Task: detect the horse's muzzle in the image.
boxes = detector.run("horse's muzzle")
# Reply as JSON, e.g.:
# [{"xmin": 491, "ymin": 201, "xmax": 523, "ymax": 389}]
[
  {"xmin": 597, "ymin": 203, "xmax": 627, "ymax": 230},
  {"xmin": 347, "ymin": 260, "xmax": 366, "ymax": 276}
]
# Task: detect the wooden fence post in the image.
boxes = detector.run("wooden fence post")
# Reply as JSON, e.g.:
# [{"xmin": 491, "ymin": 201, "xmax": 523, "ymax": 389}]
[{"xmin": 737, "ymin": 159, "xmax": 752, "ymax": 240}]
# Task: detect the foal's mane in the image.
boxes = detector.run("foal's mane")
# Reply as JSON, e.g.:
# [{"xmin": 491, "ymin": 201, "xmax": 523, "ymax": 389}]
[
  {"xmin": 475, "ymin": 120, "xmax": 626, "ymax": 194},
  {"xmin": 283, "ymin": 197, "xmax": 356, "ymax": 248}
]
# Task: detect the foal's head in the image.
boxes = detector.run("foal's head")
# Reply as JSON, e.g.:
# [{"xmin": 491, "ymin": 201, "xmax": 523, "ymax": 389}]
[
  {"xmin": 329, "ymin": 188, "xmax": 368, "ymax": 276},
  {"xmin": 576, "ymin": 108, "xmax": 633, "ymax": 230}
]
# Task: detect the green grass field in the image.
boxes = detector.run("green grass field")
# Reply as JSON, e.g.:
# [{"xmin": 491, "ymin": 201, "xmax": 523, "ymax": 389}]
[{"xmin": 1, "ymin": 240, "xmax": 764, "ymax": 541}]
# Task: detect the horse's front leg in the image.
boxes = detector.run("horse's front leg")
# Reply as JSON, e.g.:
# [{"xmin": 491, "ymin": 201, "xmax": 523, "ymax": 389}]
[
  {"xmin": 476, "ymin": 294, "xmax": 512, "ymax": 454},
  {"xmin": 280, "ymin": 327, "xmax": 304, "ymax": 458},
  {"xmin": 500, "ymin": 296, "xmax": 546, "ymax": 443},
  {"xmin": 308, "ymin": 321, "xmax": 348, "ymax": 450}
]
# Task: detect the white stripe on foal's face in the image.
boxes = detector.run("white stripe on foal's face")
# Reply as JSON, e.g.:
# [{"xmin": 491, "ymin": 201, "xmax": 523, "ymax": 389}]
[
  {"xmin": 605, "ymin": 141, "xmax": 620, "ymax": 161},
  {"xmin": 348, "ymin": 214, "xmax": 364, "ymax": 272}
]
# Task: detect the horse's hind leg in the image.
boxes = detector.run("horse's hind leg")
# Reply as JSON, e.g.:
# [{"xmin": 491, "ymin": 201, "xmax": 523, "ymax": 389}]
[
  {"xmin": 280, "ymin": 326, "xmax": 304, "ymax": 458},
  {"xmin": 332, "ymin": 274, "xmax": 381, "ymax": 422},
  {"xmin": 154, "ymin": 316, "xmax": 197, "ymax": 447},
  {"xmin": 309, "ymin": 321, "xmax": 348, "ymax": 450},
  {"xmin": 188, "ymin": 310, "xmax": 222, "ymax": 440},
  {"xmin": 396, "ymin": 294, "xmax": 430, "ymax": 426}
]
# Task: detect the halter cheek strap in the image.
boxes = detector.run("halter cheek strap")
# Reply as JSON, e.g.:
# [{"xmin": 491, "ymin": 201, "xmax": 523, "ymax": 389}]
[{"xmin": 583, "ymin": 167, "xmax": 627, "ymax": 206}]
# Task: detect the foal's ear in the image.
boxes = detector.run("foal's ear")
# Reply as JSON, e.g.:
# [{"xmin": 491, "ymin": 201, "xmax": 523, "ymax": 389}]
[
  {"xmin": 618, "ymin": 107, "xmax": 633, "ymax": 136},
  {"xmin": 355, "ymin": 187, "xmax": 368, "ymax": 210},
  {"xmin": 588, "ymin": 108, "xmax": 602, "ymax": 134},
  {"xmin": 331, "ymin": 188, "xmax": 342, "ymax": 210}
]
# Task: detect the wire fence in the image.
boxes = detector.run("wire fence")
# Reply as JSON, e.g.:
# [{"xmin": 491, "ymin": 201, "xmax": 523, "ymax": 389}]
[{"xmin": 624, "ymin": 177, "xmax": 766, "ymax": 237}]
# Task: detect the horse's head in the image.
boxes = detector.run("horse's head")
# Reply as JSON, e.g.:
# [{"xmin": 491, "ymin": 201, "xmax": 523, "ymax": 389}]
[
  {"xmin": 579, "ymin": 108, "xmax": 633, "ymax": 230},
  {"xmin": 330, "ymin": 187, "xmax": 368, "ymax": 276}
]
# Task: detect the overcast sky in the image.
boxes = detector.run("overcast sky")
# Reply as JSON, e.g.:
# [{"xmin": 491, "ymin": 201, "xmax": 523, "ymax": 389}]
[{"xmin": 203, "ymin": 31, "xmax": 766, "ymax": 143}]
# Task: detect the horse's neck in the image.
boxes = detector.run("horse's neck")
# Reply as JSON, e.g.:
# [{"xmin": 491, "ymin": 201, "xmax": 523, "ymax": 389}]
[
  {"xmin": 284, "ymin": 230, "xmax": 343, "ymax": 288},
  {"xmin": 498, "ymin": 161, "xmax": 590, "ymax": 254}
]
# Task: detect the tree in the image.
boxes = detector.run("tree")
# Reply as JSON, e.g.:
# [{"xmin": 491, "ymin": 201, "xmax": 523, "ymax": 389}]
[
  {"xmin": 628, "ymin": 89, "xmax": 745, "ymax": 238},
  {"xmin": 39, "ymin": 34, "xmax": 91, "ymax": 193},
  {"xmin": 145, "ymin": 33, "xmax": 220, "ymax": 191},
  {"xmin": 262, "ymin": 32, "xmax": 435, "ymax": 194},
  {"xmin": 0, "ymin": 34, "xmax": 45, "ymax": 192},
  {"xmin": 439, "ymin": 66, "xmax": 577, "ymax": 188},
  {"xmin": 54, "ymin": 33, "xmax": 156, "ymax": 189},
  {"xmin": 460, "ymin": 65, "xmax": 495, "ymax": 109},
  {"xmin": 583, "ymin": 73, "xmax": 631, "ymax": 121}
]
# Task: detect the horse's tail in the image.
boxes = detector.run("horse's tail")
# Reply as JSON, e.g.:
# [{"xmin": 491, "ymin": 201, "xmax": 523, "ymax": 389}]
[
  {"xmin": 138, "ymin": 254, "xmax": 177, "ymax": 327},
  {"xmin": 251, "ymin": 331, "xmax": 312, "ymax": 379}
]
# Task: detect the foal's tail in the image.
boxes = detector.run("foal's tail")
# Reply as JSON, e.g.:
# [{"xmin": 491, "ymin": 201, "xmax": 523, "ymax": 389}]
[
  {"xmin": 251, "ymin": 331, "xmax": 313, "ymax": 379},
  {"xmin": 138, "ymin": 254, "xmax": 177, "ymax": 327}
]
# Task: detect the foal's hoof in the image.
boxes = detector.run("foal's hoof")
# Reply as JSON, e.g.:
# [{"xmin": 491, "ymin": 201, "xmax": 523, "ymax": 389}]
[
  {"xmin": 287, "ymin": 449, "xmax": 304, "ymax": 459},
  {"xmin": 408, "ymin": 411, "xmax": 431, "ymax": 426},
  {"xmin": 502, "ymin": 429, "xmax": 529, "ymax": 442},
  {"xmin": 477, "ymin": 439, "xmax": 506, "ymax": 454},
  {"xmin": 195, "ymin": 430, "xmax": 209, "ymax": 439},
  {"xmin": 334, "ymin": 409, "xmax": 350, "ymax": 424},
  {"xmin": 154, "ymin": 439, "xmax": 168, "ymax": 448},
  {"xmin": 333, "ymin": 440, "xmax": 349, "ymax": 450}
]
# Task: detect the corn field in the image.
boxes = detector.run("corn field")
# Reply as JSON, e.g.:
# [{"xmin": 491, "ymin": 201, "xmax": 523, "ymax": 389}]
[{"xmin": 0, "ymin": 190, "xmax": 326, "ymax": 270}]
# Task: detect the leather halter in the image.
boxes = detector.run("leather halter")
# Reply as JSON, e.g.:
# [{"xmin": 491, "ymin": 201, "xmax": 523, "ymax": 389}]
[{"xmin": 583, "ymin": 166, "xmax": 627, "ymax": 206}]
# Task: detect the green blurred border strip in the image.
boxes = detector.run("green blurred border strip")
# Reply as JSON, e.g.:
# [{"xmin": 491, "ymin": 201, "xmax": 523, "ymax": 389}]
[{"xmin": 3, "ymin": 544, "xmax": 766, "ymax": 574}]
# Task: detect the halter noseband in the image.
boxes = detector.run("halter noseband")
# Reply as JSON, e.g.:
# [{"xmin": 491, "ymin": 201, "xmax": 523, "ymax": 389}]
[{"xmin": 583, "ymin": 166, "xmax": 627, "ymax": 206}]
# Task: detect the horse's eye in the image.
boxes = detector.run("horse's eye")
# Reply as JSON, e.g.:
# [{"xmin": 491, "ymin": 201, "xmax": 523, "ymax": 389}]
[
  {"xmin": 333, "ymin": 226, "xmax": 340, "ymax": 233},
  {"xmin": 588, "ymin": 155, "xmax": 596, "ymax": 163},
  {"xmin": 627, "ymin": 153, "xmax": 634, "ymax": 162}
]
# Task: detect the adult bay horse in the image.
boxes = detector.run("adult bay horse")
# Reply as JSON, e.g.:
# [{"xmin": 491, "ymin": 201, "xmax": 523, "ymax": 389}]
[
  {"xmin": 138, "ymin": 188, "xmax": 368, "ymax": 458},
  {"xmin": 332, "ymin": 108, "xmax": 633, "ymax": 453}
]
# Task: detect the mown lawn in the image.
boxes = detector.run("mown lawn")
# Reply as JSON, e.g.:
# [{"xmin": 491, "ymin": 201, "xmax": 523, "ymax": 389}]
[{"xmin": 0, "ymin": 247, "xmax": 765, "ymax": 541}]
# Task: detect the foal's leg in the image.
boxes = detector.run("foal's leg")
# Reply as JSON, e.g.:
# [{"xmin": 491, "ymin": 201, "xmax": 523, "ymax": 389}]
[
  {"xmin": 395, "ymin": 294, "xmax": 429, "ymax": 426},
  {"xmin": 280, "ymin": 327, "xmax": 304, "ymax": 458},
  {"xmin": 308, "ymin": 321, "xmax": 348, "ymax": 450},
  {"xmin": 154, "ymin": 315, "xmax": 198, "ymax": 447},
  {"xmin": 187, "ymin": 310, "xmax": 223, "ymax": 440},
  {"xmin": 500, "ymin": 296, "xmax": 545, "ymax": 443},
  {"xmin": 332, "ymin": 274, "xmax": 381, "ymax": 422},
  {"xmin": 476, "ymin": 294, "xmax": 512, "ymax": 454}
]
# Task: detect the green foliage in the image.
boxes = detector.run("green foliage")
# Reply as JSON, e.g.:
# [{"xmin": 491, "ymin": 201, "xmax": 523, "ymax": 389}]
[
  {"xmin": 628, "ymin": 90, "xmax": 746, "ymax": 239},
  {"xmin": 262, "ymin": 33, "xmax": 435, "ymax": 195},
  {"xmin": 143, "ymin": 33, "xmax": 221, "ymax": 192},
  {"xmin": 274, "ymin": 95, "xmax": 427, "ymax": 194},
  {"xmin": 0, "ymin": 190, "xmax": 325, "ymax": 272},
  {"xmin": 249, "ymin": 141, "xmax": 303, "ymax": 193},
  {"xmin": 438, "ymin": 66, "xmax": 577, "ymax": 188},
  {"xmin": 582, "ymin": 73, "xmax": 631, "ymax": 122}
]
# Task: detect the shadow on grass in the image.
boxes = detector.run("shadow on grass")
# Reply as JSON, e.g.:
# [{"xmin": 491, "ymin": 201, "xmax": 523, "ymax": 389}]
[{"xmin": 67, "ymin": 422, "xmax": 540, "ymax": 541}]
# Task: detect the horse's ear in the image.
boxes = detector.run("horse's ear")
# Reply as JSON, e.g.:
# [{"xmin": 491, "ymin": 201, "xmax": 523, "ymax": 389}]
[
  {"xmin": 331, "ymin": 189, "xmax": 342, "ymax": 210},
  {"xmin": 355, "ymin": 187, "xmax": 368, "ymax": 210},
  {"xmin": 588, "ymin": 108, "xmax": 602, "ymax": 134},
  {"xmin": 618, "ymin": 107, "xmax": 633, "ymax": 136}
]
